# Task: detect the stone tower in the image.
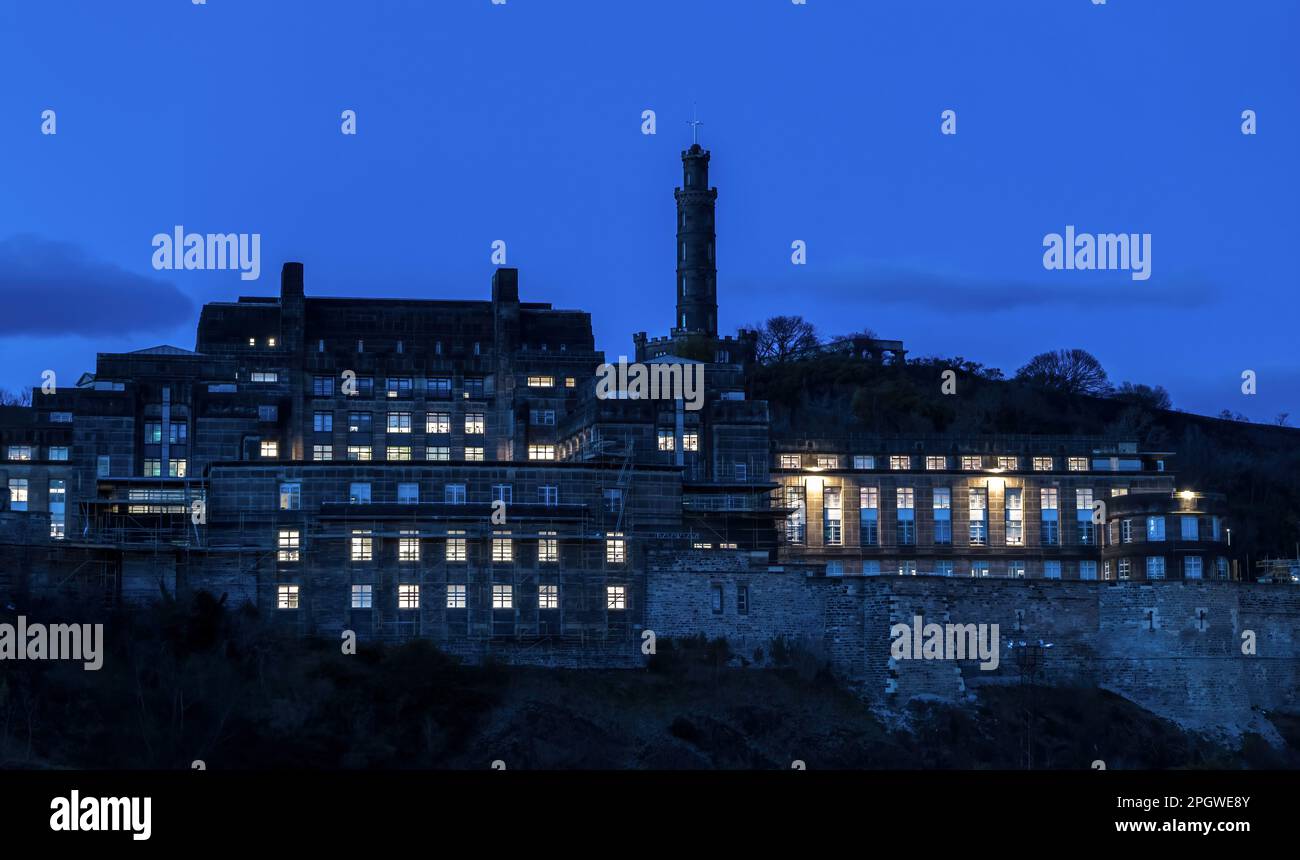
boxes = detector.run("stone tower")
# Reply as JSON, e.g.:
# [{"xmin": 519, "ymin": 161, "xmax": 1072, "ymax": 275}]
[{"xmin": 674, "ymin": 142, "xmax": 718, "ymax": 336}]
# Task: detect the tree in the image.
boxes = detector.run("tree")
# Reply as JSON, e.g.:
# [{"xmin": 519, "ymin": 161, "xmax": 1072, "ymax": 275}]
[
  {"xmin": 1111, "ymin": 382, "xmax": 1172, "ymax": 411},
  {"xmin": 0, "ymin": 387, "xmax": 33, "ymax": 407},
  {"xmin": 1014, "ymin": 349, "xmax": 1111, "ymax": 396},
  {"xmin": 752, "ymin": 315, "xmax": 820, "ymax": 364},
  {"xmin": 1275, "ymin": 413, "xmax": 1291, "ymax": 427}
]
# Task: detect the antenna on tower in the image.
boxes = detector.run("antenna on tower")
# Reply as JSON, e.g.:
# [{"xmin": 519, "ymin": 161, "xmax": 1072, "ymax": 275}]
[{"xmin": 687, "ymin": 103, "xmax": 704, "ymax": 145}]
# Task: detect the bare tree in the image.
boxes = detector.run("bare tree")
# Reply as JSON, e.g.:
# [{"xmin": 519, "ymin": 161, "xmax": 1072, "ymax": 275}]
[
  {"xmin": 1275, "ymin": 413, "xmax": 1291, "ymax": 427},
  {"xmin": 1014, "ymin": 349, "xmax": 1111, "ymax": 397},
  {"xmin": 1111, "ymin": 381, "xmax": 1172, "ymax": 410},
  {"xmin": 752, "ymin": 315, "xmax": 820, "ymax": 364},
  {"xmin": 0, "ymin": 387, "xmax": 33, "ymax": 407}
]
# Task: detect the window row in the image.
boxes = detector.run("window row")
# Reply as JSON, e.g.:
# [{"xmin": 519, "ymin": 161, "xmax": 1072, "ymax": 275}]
[
  {"xmin": 276, "ymin": 582, "xmax": 627, "ymax": 611},
  {"xmin": 5, "ymin": 445, "xmax": 70, "ymax": 462},
  {"xmin": 277, "ymin": 528, "xmax": 626, "ymax": 565},
  {"xmin": 778, "ymin": 453, "xmax": 1162, "ymax": 473}
]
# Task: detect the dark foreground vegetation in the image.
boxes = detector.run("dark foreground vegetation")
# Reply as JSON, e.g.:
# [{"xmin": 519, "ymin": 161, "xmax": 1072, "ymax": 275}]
[{"xmin": 2, "ymin": 593, "xmax": 1295, "ymax": 770}]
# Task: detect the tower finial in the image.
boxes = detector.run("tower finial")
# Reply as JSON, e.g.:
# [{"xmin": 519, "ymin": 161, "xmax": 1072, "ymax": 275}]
[{"xmin": 688, "ymin": 103, "xmax": 703, "ymax": 146}]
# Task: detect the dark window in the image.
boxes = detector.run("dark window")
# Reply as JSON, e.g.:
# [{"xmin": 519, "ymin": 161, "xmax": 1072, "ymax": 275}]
[
  {"xmin": 710, "ymin": 585, "xmax": 723, "ymax": 615},
  {"xmin": 737, "ymin": 585, "xmax": 749, "ymax": 615}
]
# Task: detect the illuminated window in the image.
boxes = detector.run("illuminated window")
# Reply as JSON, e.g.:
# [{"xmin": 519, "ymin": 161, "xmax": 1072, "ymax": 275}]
[
  {"xmin": 464, "ymin": 446, "xmax": 484, "ymax": 461},
  {"xmin": 605, "ymin": 532, "xmax": 626, "ymax": 564},
  {"xmin": 492, "ymin": 531, "xmax": 513, "ymax": 562},
  {"xmin": 446, "ymin": 530, "xmax": 467, "ymax": 562},
  {"xmin": 816, "ymin": 456, "xmax": 837, "ymax": 469},
  {"xmin": 1077, "ymin": 488, "xmax": 1096, "ymax": 545},
  {"xmin": 426, "ymin": 446, "xmax": 450, "ymax": 461},
  {"xmin": 528, "ymin": 444, "xmax": 555, "ymax": 460},
  {"xmin": 657, "ymin": 430, "xmax": 675, "ymax": 451},
  {"xmin": 268, "ymin": 337, "xmax": 276, "ymax": 347},
  {"xmin": 446, "ymin": 584, "xmax": 467, "ymax": 608},
  {"xmin": 1068, "ymin": 457, "xmax": 1088, "ymax": 472},
  {"xmin": 492, "ymin": 584, "xmax": 513, "ymax": 609},
  {"xmin": 260, "ymin": 440, "xmax": 279, "ymax": 458},
  {"xmin": 7, "ymin": 479, "xmax": 28, "ymax": 511},
  {"xmin": 399, "ymin": 530, "xmax": 420, "ymax": 562},
  {"xmin": 168, "ymin": 459, "xmax": 188, "ymax": 477},
  {"xmin": 346, "ymin": 445, "xmax": 372, "ymax": 461},
  {"xmin": 144, "ymin": 459, "xmax": 161, "ymax": 477},
  {"xmin": 398, "ymin": 584, "xmax": 420, "ymax": 609},
  {"xmin": 607, "ymin": 585, "xmax": 627, "ymax": 611},
  {"xmin": 277, "ymin": 529, "xmax": 300, "ymax": 562},
  {"xmin": 683, "ymin": 432, "xmax": 699, "ymax": 452},
  {"xmin": 1032, "ymin": 456, "xmax": 1053, "ymax": 471},
  {"xmin": 961, "ymin": 456, "xmax": 981, "ymax": 470},
  {"xmin": 539, "ymin": 583, "xmax": 559, "ymax": 609},
  {"xmin": 527, "ymin": 376, "xmax": 554, "ymax": 388},
  {"xmin": 48, "ymin": 446, "xmax": 69, "ymax": 461},
  {"xmin": 250, "ymin": 371, "xmax": 278, "ymax": 383},
  {"xmin": 895, "ymin": 488, "xmax": 914, "ymax": 545},
  {"xmin": 276, "ymin": 584, "xmax": 299, "ymax": 609},
  {"xmin": 48, "ymin": 480, "xmax": 65, "ymax": 538},
  {"xmin": 823, "ymin": 486, "xmax": 843, "ymax": 546},
  {"xmin": 779, "ymin": 454, "xmax": 800, "ymax": 469},
  {"xmin": 925, "ymin": 456, "xmax": 945, "ymax": 470},
  {"xmin": 1005, "ymin": 487, "xmax": 1023, "ymax": 546},
  {"xmin": 350, "ymin": 529, "xmax": 373, "ymax": 562},
  {"xmin": 852, "ymin": 455, "xmax": 874, "ymax": 469},
  {"xmin": 538, "ymin": 531, "xmax": 558, "ymax": 563},
  {"xmin": 998, "ymin": 456, "xmax": 1017, "ymax": 470},
  {"xmin": 859, "ymin": 486, "xmax": 879, "ymax": 546},
  {"xmin": 426, "ymin": 412, "xmax": 450, "ymax": 434},
  {"xmin": 969, "ymin": 487, "xmax": 988, "ymax": 546},
  {"xmin": 347, "ymin": 412, "xmax": 372, "ymax": 433},
  {"xmin": 387, "ymin": 445, "xmax": 412, "ymax": 461},
  {"xmin": 387, "ymin": 412, "xmax": 411, "ymax": 433},
  {"xmin": 351, "ymin": 584, "xmax": 372, "ymax": 608},
  {"xmin": 889, "ymin": 455, "xmax": 910, "ymax": 470},
  {"xmin": 312, "ymin": 444, "xmax": 333, "ymax": 461},
  {"xmin": 565, "ymin": 377, "xmax": 575, "ymax": 388}
]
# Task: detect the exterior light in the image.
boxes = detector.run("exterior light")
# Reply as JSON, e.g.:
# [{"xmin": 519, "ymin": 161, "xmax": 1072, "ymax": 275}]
[{"xmin": 1180, "ymin": 490, "xmax": 1195, "ymax": 500}]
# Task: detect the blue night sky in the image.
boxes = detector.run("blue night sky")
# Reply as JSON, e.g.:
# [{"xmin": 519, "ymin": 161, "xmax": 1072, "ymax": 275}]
[{"xmin": 1, "ymin": 0, "xmax": 1296, "ymax": 420}]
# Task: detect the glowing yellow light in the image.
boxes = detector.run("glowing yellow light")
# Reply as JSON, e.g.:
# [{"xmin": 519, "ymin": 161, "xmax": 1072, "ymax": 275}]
[{"xmin": 1180, "ymin": 490, "xmax": 1195, "ymax": 500}]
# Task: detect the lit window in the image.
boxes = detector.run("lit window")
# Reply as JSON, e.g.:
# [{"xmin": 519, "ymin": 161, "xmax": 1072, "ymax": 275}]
[
  {"xmin": 446, "ymin": 584, "xmax": 467, "ymax": 608},
  {"xmin": 852, "ymin": 455, "xmax": 874, "ymax": 469},
  {"xmin": 351, "ymin": 584, "xmax": 372, "ymax": 609},
  {"xmin": 492, "ymin": 531, "xmax": 513, "ymax": 562},
  {"xmin": 538, "ymin": 531, "xmax": 558, "ymax": 563},
  {"xmin": 7, "ymin": 479, "xmax": 28, "ymax": 511},
  {"xmin": 780, "ymin": 454, "xmax": 801, "ymax": 469},
  {"xmin": 527, "ymin": 444, "xmax": 555, "ymax": 460},
  {"xmin": 465, "ymin": 413, "xmax": 485, "ymax": 434},
  {"xmin": 683, "ymin": 432, "xmax": 699, "ymax": 452},
  {"xmin": 49, "ymin": 446, "xmax": 69, "ymax": 461},
  {"xmin": 527, "ymin": 376, "xmax": 554, "ymax": 388},
  {"xmin": 276, "ymin": 585, "xmax": 299, "ymax": 609},
  {"xmin": 539, "ymin": 583, "xmax": 559, "ymax": 609},
  {"xmin": 268, "ymin": 337, "xmax": 276, "ymax": 347},
  {"xmin": 169, "ymin": 459, "xmax": 188, "ymax": 477},
  {"xmin": 398, "ymin": 584, "xmax": 420, "ymax": 609},
  {"xmin": 606, "ymin": 532, "xmax": 626, "ymax": 564},
  {"xmin": 1005, "ymin": 487, "xmax": 1023, "ymax": 546},
  {"xmin": 816, "ymin": 456, "xmax": 837, "ymax": 469},
  {"xmin": 998, "ymin": 456, "xmax": 1017, "ymax": 470},
  {"xmin": 399, "ymin": 530, "xmax": 420, "ymax": 562},
  {"xmin": 961, "ymin": 456, "xmax": 981, "ymax": 470},
  {"xmin": 1032, "ymin": 456, "xmax": 1053, "ymax": 471},
  {"xmin": 426, "ymin": 446, "xmax": 450, "ymax": 461},
  {"xmin": 657, "ymin": 430, "xmax": 675, "ymax": 452},
  {"xmin": 1068, "ymin": 457, "xmax": 1088, "ymax": 471},
  {"xmin": 346, "ymin": 445, "xmax": 372, "ymax": 461},
  {"xmin": 278, "ymin": 482, "xmax": 300, "ymax": 509},
  {"xmin": 387, "ymin": 445, "xmax": 412, "ymax": 461},
  {"xmin": 387, "ymin": 412, "xmax": 412, "ymax": 433},
  {"xmin": 925, "ymin": 456, "xmax": 945, "ymax": 470},
  {"xmin": 144, "ymin": 459, "xmax": 162, "ymax": 477},
  {"xmin": 260, "ymin": 440, "xmax": 279, "ymax": 458},
  {"xmin": 426, "ymin": 412, "xmax": 450, "ymax": 434},
  {"xmin": 1146, "ymin": 515, "xmax": 1166, "ymax": 541},
  {"xmin": 248, "ymin": 337, "xmax": 256, "ymax": 347},
  {"xmin": 7, "ymin": 445, "xmax": 33, "ymax": 461},
  {"xmin": 565, "ymin": 377, "xmax": 575, "ymax": 388},
  {"xmin": 446, "ymin": 530, "xmax": 467, "ymax": 562},
  {"xmin": 607, "ymin": 585, "xmax": 627, "ymax": 611},
  {"xmin": 277, "ymin": 529, "xmax": 300, "ymax": 562},
  {"xmin": 492, "ymin": 584, "xmax": 513, "ymax": 609},
  {"xmin": 250, "ymin": 371, "xmax": 278, "ymax": 383},
  {"xmin": 350, "ymin": 529, "xmax": 373, "ymax": 562},
  {"xmin": 464, "ymin": 446, "xmax": 484, "ymax": 461},
  {"xmin": 48, "ymin": 480, "xmax": 65, "ymax": 539},
  {"xmin": 889, "ymin": 455, "xmax": 910, "ymax": 470},
  {"xmin": 312, "ymin": 444, "xmax": 333, "ymax": 461}
]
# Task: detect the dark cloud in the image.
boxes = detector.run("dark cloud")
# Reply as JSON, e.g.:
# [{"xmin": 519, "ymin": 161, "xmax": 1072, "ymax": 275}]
[
  {"xmin": 737, "ymin": 265, "xmax": 1219, "ymax": 312},
  {"xmin": 0, "ymin": 235, "xmax": 192, "ymax": 337}
]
